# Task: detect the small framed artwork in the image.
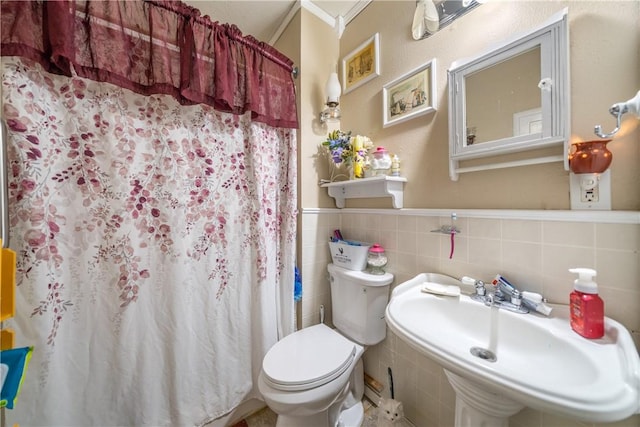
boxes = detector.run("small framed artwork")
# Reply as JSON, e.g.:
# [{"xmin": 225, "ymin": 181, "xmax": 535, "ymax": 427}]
[
  {"xmin": 382, "ymin": 59, "xmax": 437, "ymax": 128},
  {"xmin": 342, "ymin": 33, "xmax": 380, "ymax": 94}
]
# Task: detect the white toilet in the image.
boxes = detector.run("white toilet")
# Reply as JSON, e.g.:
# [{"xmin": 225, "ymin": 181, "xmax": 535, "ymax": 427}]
[{"xmin": 258, "ymin": 263, "xmax": 393, "ymax": 427}]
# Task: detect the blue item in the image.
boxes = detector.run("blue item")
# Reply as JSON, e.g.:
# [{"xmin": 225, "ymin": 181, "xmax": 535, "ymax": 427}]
[
  {"xmin": 331, "ymin": 238, "xmax": 362, "ymax": 246},
  {"xmin": 492, "ymin": 274, "xmax": 516, "ymax": 297},
  {"xmin": 294, "ymin": 267, "xmax": 302, "ymax": 302},
  {"xmin": 1, "ymin": 346, "xmax": 33, "ymax": 409}
]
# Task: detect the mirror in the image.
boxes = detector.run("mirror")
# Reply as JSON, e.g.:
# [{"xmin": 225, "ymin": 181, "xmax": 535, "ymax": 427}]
[
  {"xmin": 465, "ymin": 46, "xmax": 541, "ymax": 144},
  {"xmin": 448, "ymin": 8, "xmax": 569, "ymax": 181}
]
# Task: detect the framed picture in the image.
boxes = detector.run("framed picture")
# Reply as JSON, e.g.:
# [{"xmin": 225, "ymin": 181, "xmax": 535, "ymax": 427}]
[
  {"xmin": 382, "ymin": 59, "xmax": 437, "ymax": 128},
  {"xmin": 342, "ymin": 33, "xmax": 380, "ymax": 94}
]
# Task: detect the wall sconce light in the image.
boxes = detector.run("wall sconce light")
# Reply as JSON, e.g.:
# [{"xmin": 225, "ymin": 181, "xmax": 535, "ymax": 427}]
[
  {"xmin": 569, "ymin": 89, "xmax": 640, "ymax": 210},
  {"xmin": 320, "ymin": 72, "xmax": 341, "ymax": 123}
]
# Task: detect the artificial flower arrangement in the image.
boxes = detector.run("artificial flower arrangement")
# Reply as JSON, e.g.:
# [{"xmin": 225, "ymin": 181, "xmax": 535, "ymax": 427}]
[{"xmin": 322, "ymin": 130, "xmax": 373, "ymax": 180}]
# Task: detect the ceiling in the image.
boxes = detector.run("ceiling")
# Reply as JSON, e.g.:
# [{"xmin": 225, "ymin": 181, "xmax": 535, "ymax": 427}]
[{"xmin": 183, "ymin": 0, "xmax": 371, "ymax": 44}]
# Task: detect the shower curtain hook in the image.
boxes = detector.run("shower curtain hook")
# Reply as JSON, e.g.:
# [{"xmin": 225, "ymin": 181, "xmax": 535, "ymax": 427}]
[{"xmin": 594, "ymin": 90, "xmax": 640, "ymax": 138}]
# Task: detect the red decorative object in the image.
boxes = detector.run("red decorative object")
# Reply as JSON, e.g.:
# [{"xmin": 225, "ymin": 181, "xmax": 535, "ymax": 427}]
[{"xmin": 568, "ymin": 140, "xmax": 613, "ymax": 174}]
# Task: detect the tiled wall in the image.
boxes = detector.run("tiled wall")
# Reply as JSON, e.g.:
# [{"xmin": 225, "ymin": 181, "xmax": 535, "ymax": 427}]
[{"xmin": 300, "ymin": 209, "xmax": 640, "ymax": 427}]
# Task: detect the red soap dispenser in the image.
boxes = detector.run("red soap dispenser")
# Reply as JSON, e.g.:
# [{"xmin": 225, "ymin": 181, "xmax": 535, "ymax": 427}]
[{"xmin": 569, "ymin": 268, "xmax": 604, "ymax": 339}]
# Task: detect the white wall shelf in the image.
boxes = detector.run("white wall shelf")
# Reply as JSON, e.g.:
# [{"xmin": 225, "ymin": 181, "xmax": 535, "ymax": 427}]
[{"xmin": 321, "ymin": 175, "xmax": 407, "ymax": 208}]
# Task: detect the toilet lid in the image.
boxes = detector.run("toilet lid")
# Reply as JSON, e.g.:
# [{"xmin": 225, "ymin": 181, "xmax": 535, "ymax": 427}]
[{"xmin": 262, "ymin": 324, "xmax": 356, "ymax": 392}]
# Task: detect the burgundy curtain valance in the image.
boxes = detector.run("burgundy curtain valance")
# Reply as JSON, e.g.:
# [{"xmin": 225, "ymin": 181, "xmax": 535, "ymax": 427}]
[{"xmin": 0, "ymin": 0, "xmax": 298, "ymax": 128}]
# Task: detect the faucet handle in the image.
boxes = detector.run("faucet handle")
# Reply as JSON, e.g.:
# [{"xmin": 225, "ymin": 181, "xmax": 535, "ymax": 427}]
[
  {"xmin": 511, "ymin": 289, "xmax": 522, "ymax": 307},
  {"xmin": 522, "ymin": 291, "xmax": 543, "ymax": 303},
  {"xmin": 462, "ymin": 276, "xmax": 487, "ymax": 296}
]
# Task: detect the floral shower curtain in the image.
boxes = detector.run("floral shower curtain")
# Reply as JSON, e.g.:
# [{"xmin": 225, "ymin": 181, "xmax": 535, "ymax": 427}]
[{"xmin": 1, "ymin": 1, "xmax": 297, "ymax": 426}]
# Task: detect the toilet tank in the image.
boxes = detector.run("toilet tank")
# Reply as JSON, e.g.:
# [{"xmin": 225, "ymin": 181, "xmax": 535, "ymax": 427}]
[{"xmin": 328, "ymin": 263, "xmax": 393, "ymax": 346}]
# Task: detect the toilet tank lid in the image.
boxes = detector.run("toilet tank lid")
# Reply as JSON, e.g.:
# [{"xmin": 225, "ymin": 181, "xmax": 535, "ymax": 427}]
[
  {"xmin": 328, "ymin": 263, "xmax": 393, "ymax": 286},
  {"xmin": 262, "ymin": 324, "xmax": 356, "ymax": 391}
]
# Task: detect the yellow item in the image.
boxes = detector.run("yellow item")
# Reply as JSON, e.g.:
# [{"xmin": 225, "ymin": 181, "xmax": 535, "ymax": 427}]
[
  {"xmin": 352, "ymin": 135, "xmax": 364, "ymax": 151},
  {"xmin": 1, "ymin": 328, "xmax": 15, "ymax": 350},
  {"xmin": 353, "ymin": 159, "xmax": 363, "ymax": 178},
  {"xmin": 1, "ymin": 240, "xmax": 17, "ymax": 321}
]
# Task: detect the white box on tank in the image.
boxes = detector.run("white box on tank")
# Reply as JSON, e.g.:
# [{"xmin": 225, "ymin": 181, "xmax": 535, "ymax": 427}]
[{"xmin": 328, "ymin": 241, "xmax": 371, "ymax": 271}]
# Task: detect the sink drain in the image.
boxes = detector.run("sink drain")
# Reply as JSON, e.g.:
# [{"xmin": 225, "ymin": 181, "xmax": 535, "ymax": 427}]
[{"xmin": 470, "ymin": 347, "xmax": 497, "ymax": 362}]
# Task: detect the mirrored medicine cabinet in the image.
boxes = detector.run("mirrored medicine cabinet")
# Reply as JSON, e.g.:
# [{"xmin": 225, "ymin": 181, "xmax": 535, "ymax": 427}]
[{"xmin": 447, "ymin": 8, "xmax": 569, "ymax": 181}]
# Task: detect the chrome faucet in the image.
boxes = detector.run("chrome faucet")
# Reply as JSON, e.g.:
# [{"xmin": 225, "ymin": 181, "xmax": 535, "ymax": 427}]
[
  {"xmin": 465, "ymin": 277, "xmax": 530, "ymax": 314},
  {"xmin": 463, "ymin": 275, "xmax": 553, "ymax": 316}
]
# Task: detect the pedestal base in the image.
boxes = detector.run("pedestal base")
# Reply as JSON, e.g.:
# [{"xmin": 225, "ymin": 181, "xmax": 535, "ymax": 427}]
[{"xmin": 445, "ymin": 370, "xmax": 524, "ymax": 427}]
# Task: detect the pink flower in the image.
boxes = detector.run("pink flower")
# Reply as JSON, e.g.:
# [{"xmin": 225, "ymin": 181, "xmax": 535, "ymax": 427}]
[
  {"xmin": 21, "ymin": 179, "xmax": 36, "ymax": 192},
  {"xmin": 27, "ymin": 147, "xmax": 42, "ymax": 160},
  {"xmin": 24, "ymin": 229, "xmax": 47, "ymax": 248},
  {"xmin": 7, "ymin": 118, "xmax": 27, "ymax": 132},
  {"xmin": 48, "ymin": 221, "xmax": 60, "ymax": 233},
  {"xmin": 72, "ymin": 79, "xmax": 86, "ymax": 89},
  {"xmin": 35, "ymin": 247, "xmax": 50, "ymax": 261}
]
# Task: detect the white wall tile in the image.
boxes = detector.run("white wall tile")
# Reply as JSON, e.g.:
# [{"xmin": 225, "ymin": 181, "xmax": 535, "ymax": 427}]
[
  {"xmin": 379, "ymin": 214, "xmax": 398, "ymax": 231},
  {"xmin": 595, "ymin": 249, "xmax": 640, "ymax": 292},
  {"xmin": 503, "ymin": 219, "xmax": 542, "ymax": 243},
  {"xmin": 301, "ymin": 211, "xmax": 640, "ymax": 427},
  {"xmin": 543, "ymin": 221, "xmax": 595, "ymax": 247},
  {"xmin": 595, "ymin": 223, "xmax": 640, "ymax": 251},
  {"xmin": 416, "ymin": 232, "xmax": 441, "ymax": 258},
  {"xmin": 396, "ymin": 230, "xmax": 417, "ymax": 254},
  {"xmin": 416, "ymin": 215, "xmax": 440, "ymax": 233},
  {"xmin": 468, "ymin": 218, "xmax": 501, "ymax": 238},
  {"xmin": 397, "ymin": 215, "xmax": 417, "ymax": 232},
  {"xmin": 468, "ymin": 237, "xmax": 502, "ymax": 268}
]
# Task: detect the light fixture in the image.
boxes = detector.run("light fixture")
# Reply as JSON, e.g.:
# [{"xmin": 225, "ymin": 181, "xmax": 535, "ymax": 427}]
[{"xmin": 320, "ymin": 72, "xmax": 341, "ymax": 123}]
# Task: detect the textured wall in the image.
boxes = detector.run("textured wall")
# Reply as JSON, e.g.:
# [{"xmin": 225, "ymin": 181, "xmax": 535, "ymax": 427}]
[{"xmin": 330, "ymin": 1, "xmax": 640, "ymax": 210}]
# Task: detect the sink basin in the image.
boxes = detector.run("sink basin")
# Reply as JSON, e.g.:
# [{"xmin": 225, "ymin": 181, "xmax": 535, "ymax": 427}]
[{"xmin": 385, "ymin": 273, "xmax": 640, "ymax": 424}]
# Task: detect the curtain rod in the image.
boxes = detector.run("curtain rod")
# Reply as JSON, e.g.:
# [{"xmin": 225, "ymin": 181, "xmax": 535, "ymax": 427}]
[
  {"xmin": 143, "ymin": 0, "xmax": 295, "ymax": 73},
  {"xmin": 77, "ymin": 7, "xmax": 300, "ymax": 78}
]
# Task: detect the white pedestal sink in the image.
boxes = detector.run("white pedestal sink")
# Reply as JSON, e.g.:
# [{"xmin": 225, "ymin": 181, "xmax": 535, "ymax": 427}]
[{"xmin": 385, "ymin": 273, "xmax": 640, "ymax": 427}]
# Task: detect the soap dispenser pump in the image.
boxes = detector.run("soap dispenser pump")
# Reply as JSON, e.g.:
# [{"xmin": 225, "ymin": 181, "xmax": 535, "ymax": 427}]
[{"xmin": 569, "ymin": 268, "xmax": 604, "ymax": 339}]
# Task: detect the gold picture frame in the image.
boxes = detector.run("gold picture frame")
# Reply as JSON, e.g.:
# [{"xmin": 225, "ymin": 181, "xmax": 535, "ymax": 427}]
[
  {"xmin": 342, "ymin": 33, "xmax": 380, "ymax": 94},
  {"xmin": 382, "ymin": 59, "xmax": 437, "ymax": 128}
]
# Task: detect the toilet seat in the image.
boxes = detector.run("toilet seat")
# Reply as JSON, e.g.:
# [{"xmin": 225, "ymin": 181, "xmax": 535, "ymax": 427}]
[{"xmin": 262, "ymin": 324, "xmax": 356, "ymax": 392}]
